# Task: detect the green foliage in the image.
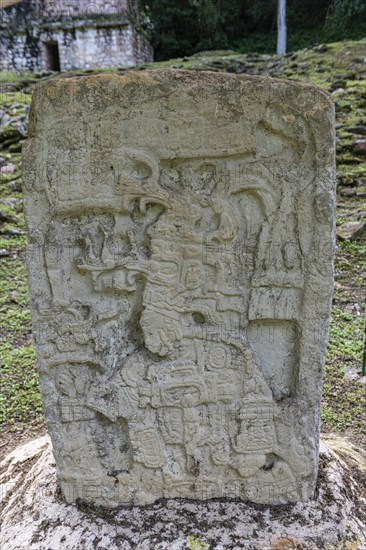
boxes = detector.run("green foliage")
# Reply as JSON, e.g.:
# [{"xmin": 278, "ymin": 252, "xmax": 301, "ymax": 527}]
[
  {"xmin": 325, "ymin": 0, "xmax": 366, "ymax": 38},
  {"xmin": 146, "ymin": 0, "xmax": 199, "ymax": 60},
  {"xmin": 145, "ymin": 0, "xmax": 366, "ymax": 60},
  {"xmin": 189, "ymin": 1, "xmax": 243, "ymax": 52},
  {"xmin": 187, "ymin": 536, "xmax": 210, "ymax": 550}
]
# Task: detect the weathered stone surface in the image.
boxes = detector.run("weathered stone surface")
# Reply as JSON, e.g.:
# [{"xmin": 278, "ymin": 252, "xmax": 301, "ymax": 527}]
[
  {"xmin": 1, "ymin": 436, "xmax": 365, "ymax": 549},
  {"xmin": 22, "ymin": 71, "xmax": 336, "ymax": 507},
  {"xmin": 337, "ymin": 221, "xmax": 366, "ymax": 241}
]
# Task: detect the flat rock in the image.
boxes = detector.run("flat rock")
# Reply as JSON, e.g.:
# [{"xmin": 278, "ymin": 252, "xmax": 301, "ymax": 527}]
[
  {"xmin": 337, "ymin": 221, "xmax": 366, "ymax": 240},
  {"xmin": 0, "ymin": 436, "xmax": 365, "ymax": 549},
  {"xmin": 353, "ymin": 140, "xmax": 366, "ymax": 155},
  {"xmin": 339, "ymin": 187, "xmax": 357, "ymax": 197},
  {"xmin": 0, "ymin": 163, "xmax": 16, "ymax": 173}
]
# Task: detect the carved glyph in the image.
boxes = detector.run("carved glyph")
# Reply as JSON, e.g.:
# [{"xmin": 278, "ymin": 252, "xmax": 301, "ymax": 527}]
[{"xmin": 23, "ymin": 71, "xmax": 335, "ymax": 506}]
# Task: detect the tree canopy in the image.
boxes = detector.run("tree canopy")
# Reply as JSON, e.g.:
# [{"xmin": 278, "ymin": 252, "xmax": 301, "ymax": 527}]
[{"xmin": 138, "ymin": 0, "xmax": 366, "ymax": 60}]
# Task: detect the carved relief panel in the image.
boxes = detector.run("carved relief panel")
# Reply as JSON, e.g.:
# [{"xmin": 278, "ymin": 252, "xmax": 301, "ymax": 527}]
[{"xmin": 23, "ymin": 71, "xmax": 335, "ymax": 506}]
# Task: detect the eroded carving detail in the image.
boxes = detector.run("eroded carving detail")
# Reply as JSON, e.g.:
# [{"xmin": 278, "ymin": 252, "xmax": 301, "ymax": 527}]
[{"xmin": 23, "ymin": 71, "xmax": 335, "ymax": 506}]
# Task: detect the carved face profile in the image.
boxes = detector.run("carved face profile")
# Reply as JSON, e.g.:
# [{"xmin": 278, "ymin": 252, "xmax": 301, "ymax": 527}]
[
  {"xmin": 208, "ymin": 345, "xmax": 229, "ymax": 369},
  {"xmin": 140, "ymin": 308, "xmax": 182, "ymax": 357}
]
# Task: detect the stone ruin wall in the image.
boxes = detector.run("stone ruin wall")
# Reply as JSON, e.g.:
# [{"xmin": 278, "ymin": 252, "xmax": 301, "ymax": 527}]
[
  {"xmin": 0, "ymin": 0, "xmax": 152, "ymax": 72},
  {"xmin": 1, "ymin": 0, "xmax": 130, "ymax": 23}
]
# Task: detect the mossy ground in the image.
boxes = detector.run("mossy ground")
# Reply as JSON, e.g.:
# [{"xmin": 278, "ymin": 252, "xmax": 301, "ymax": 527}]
[
  {"xmin": 0, "ymin": 39, "xmax": 365, "ymax": 456},
  {"xmin": 0, "ymin": 133, "xmax": 45, "ymax": 448}
]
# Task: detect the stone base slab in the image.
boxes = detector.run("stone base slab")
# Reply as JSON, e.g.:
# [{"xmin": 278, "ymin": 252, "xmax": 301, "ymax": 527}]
[{"xmin": 1, "ymin": 436, "xmax": 365, "ymax": 549}]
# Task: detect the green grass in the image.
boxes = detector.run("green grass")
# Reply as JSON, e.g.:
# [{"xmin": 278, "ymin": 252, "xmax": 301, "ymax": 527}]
[
  {"xmin": 0, "ymin": 71, "xmax": 34, "ymax": 83},
  {"xmin": 322, "ymin": 306, "xmax": 366, "ymax": 434},
  {"xmin": 0, "ymin": 89, "xmax": 39, "ymax": 433},
  {"xmin": 187, "ymin": 536, "xmax": 211, "ymax": 550},
  {"xmin": 327, "ymin": 307, "xmax": 364, "ymax": 362},
  {"xmin": 0, "ymin": 233, "xmax": 40, "ymax": 431},
  {"xmin": 0, "ymin": 343, "xmax": 42, "ymax": 427}
]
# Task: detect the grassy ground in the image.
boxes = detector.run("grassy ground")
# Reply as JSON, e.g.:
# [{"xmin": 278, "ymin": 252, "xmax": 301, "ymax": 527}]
[{"xmin": 0, "ymin": 39, "xmax": 365, "ymax": 457}]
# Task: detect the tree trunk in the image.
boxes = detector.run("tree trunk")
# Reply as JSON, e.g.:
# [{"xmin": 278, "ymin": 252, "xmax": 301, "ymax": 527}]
[{"xmin": 277, "ymin": 0, "xmax": 287, "ymax": 55}]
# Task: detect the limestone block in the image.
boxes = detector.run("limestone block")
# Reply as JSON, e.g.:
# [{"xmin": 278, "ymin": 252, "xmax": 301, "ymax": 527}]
[
  {"xmin": 1, "ymin": 436, "xmax": 365, "ymax": 549},
  {"xmin": 22, "ymin": 71, "xmax": 336, "ymax": 507}
]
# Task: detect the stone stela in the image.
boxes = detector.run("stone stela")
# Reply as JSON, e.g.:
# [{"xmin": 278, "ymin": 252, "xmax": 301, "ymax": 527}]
[{"xmin": 23, "ymin": 70, "xmax": 336, "ymax": 507}]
